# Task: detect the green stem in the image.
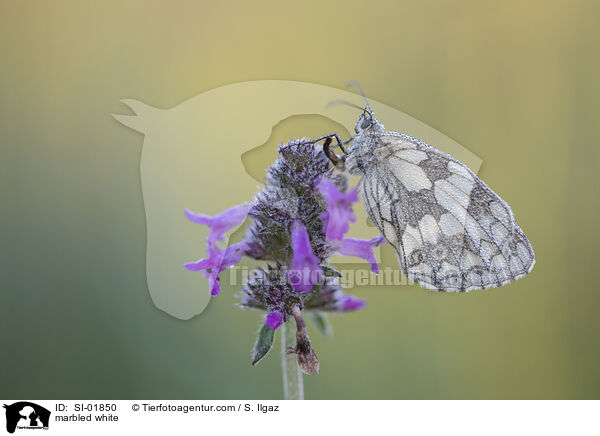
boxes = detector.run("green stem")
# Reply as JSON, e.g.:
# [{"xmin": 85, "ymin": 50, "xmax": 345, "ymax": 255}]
[{"xmin": 281, "ymin": 321, "xmax": 304, "ymax": 400}]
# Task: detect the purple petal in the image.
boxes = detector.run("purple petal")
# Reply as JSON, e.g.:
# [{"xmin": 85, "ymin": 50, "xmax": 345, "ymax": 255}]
[
  {"xmin": 289, "ymin": 220, "xmax": 322, "ymax": 293},
  {"xmin": 220, "ymin": 242, "xmax": 247, "ymax": 270},
  {"xmin": 185, "ymin": 203, "xmax": 251, "ymax": 244},
  {"xmin": 317, "ymin": 179, "xmax": 345, "ymax": 203},
  {"xmin": 324, "ymin": 201, "xmax": 356, "ymax": 240},
  {"xmin": 338, "ymin": 294, "xmax": 367, "ymax": 311},
  {"xmin": 184, "ymin": 242, "xmax": 224, "ymax": 272},
  {"xmin": 184, "ymin": 241, "xmax": 223, "ymax": 272},
  {"xmin": 184, "ymin": 209, "xmax": 214, "ymax": 226},
  {"xmin": 336, "ymin": 236, "xmax": 385, "ymax": 274},
  {"xmin": 207, "ymin": 273, "xmax": 221, "ymax": 296},
  {"xmin": 183, "ymin": 241, "xmax": 247, "ymax": 297},
  {"xmin": 265, "ymin": 311, "xmax": 284, "ymax": 329},
  {"xmin": 183, "ymin": 257, "xmax": 213, "ymax": 272},
  {"xmin": 317, "ymin": 180, "xmax": 358, "ymax": 240}
]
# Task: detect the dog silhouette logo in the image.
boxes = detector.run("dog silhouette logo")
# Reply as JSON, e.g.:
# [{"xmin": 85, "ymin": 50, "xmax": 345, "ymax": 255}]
[
  {"xmin": 113, "ymin": 80, "xmax": 481, "ymax": 320},
  {"xmin": 3, "ymin": 402, "xmax": 50, "ymax": 433}
]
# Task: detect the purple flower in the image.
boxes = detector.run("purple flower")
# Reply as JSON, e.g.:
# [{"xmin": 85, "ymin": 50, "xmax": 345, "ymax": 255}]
[
  {"xmin": 338, "ymin": 294, "xmax": 367, "ymax": 311},
  {"xmin": 335, "ymin": 236, "xmax": 385, "ymax": 274},
  {"xmin": 289, "ymin": 220, "xmax": 322, "ymax": 293},
  {"xmin": 185, "ymin": 203, "xmax": 251, "ymax": 246},
  {"xmin": 265, "ymin": 311, "xmax": 284, "ymax": 329},
  {"xmin": 317, "ymin": 179, "xmax": 359, "ymax": 240},
  {"xmin": 184, "ymin": 241, "xmax": 247, "ymax": 296}
]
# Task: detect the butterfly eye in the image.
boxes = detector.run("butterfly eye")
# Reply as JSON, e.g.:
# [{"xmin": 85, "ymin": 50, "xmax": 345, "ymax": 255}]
[{"xmin": 361, "ymin": 115, "xmax": 373, "ymax": 129}]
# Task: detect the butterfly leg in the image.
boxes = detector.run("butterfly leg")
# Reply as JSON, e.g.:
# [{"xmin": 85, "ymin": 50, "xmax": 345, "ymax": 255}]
[
  {"xmin": 311, "ymin": 133, "xmax": 346, "ymax": 152},
  {"xmin": 322, "ymin": 137, "xmax": 346, "ymax": 170},
  {"xmin": 303, "ymin": 133, "xmax": 347, "ymax": 169}
]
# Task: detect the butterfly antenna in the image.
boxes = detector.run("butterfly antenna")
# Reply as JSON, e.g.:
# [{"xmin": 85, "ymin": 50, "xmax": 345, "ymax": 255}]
[
  {"xmin": 326, "ymin": 99, "xmax": 365, "ymax": 111},
  {"xmin": 347, "ymin": 80, "xmax": 373, "ymax": 114}
]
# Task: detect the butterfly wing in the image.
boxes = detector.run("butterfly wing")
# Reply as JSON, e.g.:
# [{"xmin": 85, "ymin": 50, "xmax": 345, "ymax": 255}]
[{"xmin": 359, "ymin": 133, "xmax": 535, "ymax": 291}]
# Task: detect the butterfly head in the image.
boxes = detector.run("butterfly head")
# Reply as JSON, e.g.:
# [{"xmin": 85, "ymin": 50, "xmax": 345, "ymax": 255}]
[
  {"xmin": 328, "ymin": 82, "xmax": 384, "ymax": 136},
  {"xmin": 355, "ymin": 108, "xmax": 377, "ymax": 134},
  {"xmin": 346, "ymin": 81, "xmax": 382, "ymax": 135}
]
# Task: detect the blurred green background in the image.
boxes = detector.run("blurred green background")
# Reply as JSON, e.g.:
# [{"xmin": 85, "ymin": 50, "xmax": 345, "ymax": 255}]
[{"xmin": 1, "ymin": 0, "xmax": 599, "ymax": 399}]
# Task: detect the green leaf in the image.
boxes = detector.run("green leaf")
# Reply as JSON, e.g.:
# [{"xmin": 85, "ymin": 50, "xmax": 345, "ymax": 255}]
[
  {"xmin": 305, "ymin": 311, "xmax": 333, "ymax": 337},
  {"xmin": 251, "ymin": 324, "xmax": 275, "ymax": 366}
]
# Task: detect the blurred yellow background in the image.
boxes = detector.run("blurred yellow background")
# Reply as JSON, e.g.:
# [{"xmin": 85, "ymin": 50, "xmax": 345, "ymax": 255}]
[{"xmin": 1, "ymin": 0, "xmax": 598, "ymax": 399}]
